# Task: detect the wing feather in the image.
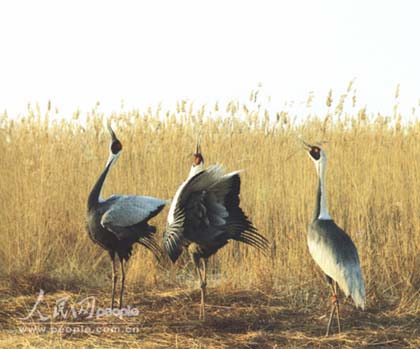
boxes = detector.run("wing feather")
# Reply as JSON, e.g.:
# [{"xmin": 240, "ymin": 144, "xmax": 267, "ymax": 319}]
[
  {"xmin": 164, "ymin": 165, "xmax": 269, "ymax": 261},
  {"xmin": 101, "ymin": 195, "xmax": 166, "ymax": 237},
  {"xmin": 308, "ymin": 221, "xmax": 366, "ymax": 309},
  {"xmin": 164, "ymin": 166, "xmax": 225, "ymax": 261}
]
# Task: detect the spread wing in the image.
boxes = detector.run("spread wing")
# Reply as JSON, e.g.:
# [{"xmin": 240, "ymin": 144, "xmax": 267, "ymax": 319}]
[
  {"xmin": 164, "ymin": 165, "xmax": 225, "ymax": 261},
  {"xmin": 101, "ymin": 195, "xmax": 166, "ymax": 239},
  {"xmin": 164, "ymin": 165, "xmax": 268, "ymax": 262}
]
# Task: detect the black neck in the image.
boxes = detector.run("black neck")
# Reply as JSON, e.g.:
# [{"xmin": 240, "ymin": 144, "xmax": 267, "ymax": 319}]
[
  {"xmin": 87, "ymin": 158, "xmax": 113, "ymax": 211},
  {"xmin": 312, "ymin": 177, "xmax": 322, "ymax": 222}
]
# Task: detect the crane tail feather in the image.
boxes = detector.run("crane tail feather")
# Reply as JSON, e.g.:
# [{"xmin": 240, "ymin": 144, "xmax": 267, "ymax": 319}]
[
  {"xmin": 138, "ymin": 236, "xmax": 164, "ymax": 263},
  {"xmin": 235, "ymin": 230, "xmax": 270, "ymax": 254}
]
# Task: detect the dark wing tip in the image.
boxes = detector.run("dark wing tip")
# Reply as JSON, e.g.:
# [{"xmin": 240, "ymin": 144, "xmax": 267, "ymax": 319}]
[
  {"xmin": 167, "ymin": 249, "xmax": 182, "ymax": 263},
  {"xmin": 144, "ymin": 203, "xmax": 166, "ymax": 223},
  {"xmin": 237, "ymin": 230, "xmax": 270, "ymax": 255},
  {"xmin": 224, "ymin": 205, "xmax": 270, "ymax": 254},
  {"xmin": 163, "ymin": 230, "xmax": 183, "ymax": 263},
  {"xmin": 224, "ymin": 173, "xmax": 241, "ymax": 207},
  {"xmin": 138, "ymin": 236, "xmax": 164, "ymax": 263}
]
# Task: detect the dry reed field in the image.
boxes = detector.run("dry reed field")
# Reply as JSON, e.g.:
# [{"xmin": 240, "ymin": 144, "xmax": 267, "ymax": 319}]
[{"xmin": 1, "ymin": 94, "xmax": 420, "ymax": 348}]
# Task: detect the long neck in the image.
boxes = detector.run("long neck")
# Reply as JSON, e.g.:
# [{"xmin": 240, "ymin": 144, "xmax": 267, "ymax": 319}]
[
  {"xmin": 313, "ymin": 160, "xmax": 331, "ymax": 221},
  {"xmin": 87, "ymin": 154, "xmax": 115, "ymax": 210},
  {"xmin": 312, "ymin": 177, "xmax": 322, "ymax": 221}
]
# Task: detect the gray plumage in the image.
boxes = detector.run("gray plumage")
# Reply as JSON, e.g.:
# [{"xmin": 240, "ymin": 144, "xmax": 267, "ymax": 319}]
[
  {"xmin": 308, "ymin": 177, "xmax": 365, "ymax": 309},
  {"xmin": 164, "ymin": 164, "xmax": 268, "ymax": 262},
  {"xmin": 308, "ymin": 219, "xmax": 366, "ymax": 309},
  {"xmin": 163, "ymin": 146, "xmax": 268, "ymax": 320},
  {"xmin": 86, "ymin": 126, "xmax": 166, "ymax": 309},
  {"xmin": 302, "ymin": 141, "xmax": 365, "ymax": 335},
  {"xmin": 87, "ymin": 195, "xmax": 166, "ymax": 260}
]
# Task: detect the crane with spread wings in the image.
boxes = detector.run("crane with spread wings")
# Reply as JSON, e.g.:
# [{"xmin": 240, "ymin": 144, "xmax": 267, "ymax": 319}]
[{"xmin": 163, "ymin": 142, "xmax": 269, "ymax": 320}]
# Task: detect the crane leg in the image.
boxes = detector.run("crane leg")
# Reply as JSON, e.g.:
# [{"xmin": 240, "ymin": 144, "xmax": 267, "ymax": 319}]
[
  {"xmin": 201, "ymin": 259, "xmax": 208, "ymax": 321},
  {"xmin": 203, "ymin": 258, "xmax": 208, "ymax": 287},
  {"xmin": 334, "ymin": 281, "xmax": 341, "ymax": 333},
  {"xmin": 326, "ymin": 301, "xmax": 336, "ymax": 336},
  {"xmin": 111, "ymin": 255, "xmax": 117, "ymax": 310},
  {"xmin": 194, "ymin": 259, "xmax": 206, "ymax": 321},
  {"xmin": 325, "ymin": 280, "xmax": 338, "ymax": 336},
  {"xmin": 119, "ymin": 258, "xmax": 125, "ymax": 310}
]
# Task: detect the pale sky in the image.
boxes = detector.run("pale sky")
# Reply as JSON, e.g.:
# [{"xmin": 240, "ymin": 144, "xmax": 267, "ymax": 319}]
[{"xmin": 0, "ymin": 0, "xmax": 419, "ymax": 118}]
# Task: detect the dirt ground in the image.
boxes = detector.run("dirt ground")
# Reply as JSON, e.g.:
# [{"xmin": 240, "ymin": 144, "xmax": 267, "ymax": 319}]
[{"xmin": 0, "ymin": 285, "xmax": 419, "ymax": 348}]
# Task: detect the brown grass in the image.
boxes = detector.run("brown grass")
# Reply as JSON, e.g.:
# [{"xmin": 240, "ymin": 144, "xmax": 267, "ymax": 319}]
[
  {"xmin": 0, "ymin": 93, "xmax": 420, "ymax": 347},
  {"xmin": 1, "ymin": 288, "xmax": 419, "ymax": 348}
]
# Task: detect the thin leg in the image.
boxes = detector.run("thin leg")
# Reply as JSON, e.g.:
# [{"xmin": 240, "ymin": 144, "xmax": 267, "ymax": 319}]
[
  {"xmin": 334, "ymin": 282, "xmax": 341, "ymax": 333},
  {"xmin": 325, "ymin": 279, "xmax": 338, "ymax": 336},
  {"xmin": 194, "ymin": 259, "xmax": 205, "ymax": 321},
  {"xmin": 200, "ymin": 281, "xmax": 206, "ymax": 321},
  {"xmin": 111, "ymin": 255, "xmax": 117, "ymax": 310},
  {"xmin": 326, "ymin": 302, "xmax": 336, "ymax": 336},
  {"xmin": 200, "ymin": 259, "xmax": 208, "ymax": 321},
  {"xmin": 119, "ymin": 258, "xmax": 125, "ymax": 310},
  {"xmin": 203, "ymin": 258, "xmax": 208, "ymax": 286}
]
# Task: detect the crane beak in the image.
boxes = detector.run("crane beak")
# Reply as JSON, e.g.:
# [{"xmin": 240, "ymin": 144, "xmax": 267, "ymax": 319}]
[
  {"xmin": 107, "ymin": 124, "xmax": 117, "ymax": 141},
  {"xmin": 298, "ymin": 136, "xmax": 313, "ymax": 150},
  {"xmin": 195, "ymin": 138, "xmax": 201, "ymax": 155}
]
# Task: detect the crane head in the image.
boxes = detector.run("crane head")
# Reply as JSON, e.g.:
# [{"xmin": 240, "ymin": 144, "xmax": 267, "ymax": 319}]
[
  {"xmin": 309, "ymin": 145, "xmax": 322, "ymax": 161},
  {"xmin": 299, "ymin": 137, "xmax": 325, "ymax": 162},
  {"xmin": 193, "ymin": 139, "xmax": 204, "ymax": 167},
  {"xmin": 107, "ymin": 124, "xmax": 123, "ymax": 155}
]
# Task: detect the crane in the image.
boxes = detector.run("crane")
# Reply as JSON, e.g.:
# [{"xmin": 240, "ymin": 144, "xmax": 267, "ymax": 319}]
[
  {"xmin": 86, "ymin": 125, "xmax": 166, "ymax": 309},
  {"xmin": 163, "ymin": 142, "xmax": 269, "ymax": 320},
  {"xmin": 301, "ymin": 139, "xmax": 365, "ymax": 335}
]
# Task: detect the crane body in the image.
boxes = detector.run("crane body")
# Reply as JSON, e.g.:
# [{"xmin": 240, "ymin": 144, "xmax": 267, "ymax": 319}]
[
  {"xmin": 86, "ymin": 126, "xmax": 166, "ymax": 309},
  {"xmin": 301, "ymin": 140, "xmax": 365, "ymax": 335},
  {"xmin": 163, "ymin": 144, "xmax": 268, "ymax": 320}
]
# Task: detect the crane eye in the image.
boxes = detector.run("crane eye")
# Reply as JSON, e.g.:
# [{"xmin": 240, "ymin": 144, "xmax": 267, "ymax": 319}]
[
  {"xmin": 111, "ymin": 140, "xmax": 122, "ymax": 154},
  {"xmin": 310, "ymin": 146, "xmax": 321, "ymax": 160},
  {"xmin": 193, "ymin": 153, "xmax": 204, "ymax": 166}
]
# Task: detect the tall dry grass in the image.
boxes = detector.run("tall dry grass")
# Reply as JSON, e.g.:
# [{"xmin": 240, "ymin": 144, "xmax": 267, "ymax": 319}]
[{"xmin": 0, "ymin": 94, "xmax": 419, "ymax": 313}]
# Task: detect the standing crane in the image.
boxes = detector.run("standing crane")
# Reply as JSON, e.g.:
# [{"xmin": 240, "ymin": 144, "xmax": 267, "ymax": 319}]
[
  {"xmin": 163, "ymin": 142, "xmax": 269, "ymax": 320},
  {"xmin": 301, "ymin": 139, "xmax": 365, "ymax": 335},
  {"xmin": 86, "ymin": 125, "xmax": 166, "ymax": 309}
]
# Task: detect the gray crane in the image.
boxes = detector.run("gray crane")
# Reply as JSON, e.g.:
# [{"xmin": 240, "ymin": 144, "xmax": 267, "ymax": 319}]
[
  {"xmin": 86, "ymin": 125, "xmax": 166, "ymax": 309},
  {"xmin": 301, "ymin": 139, "xmax": 365, "ymax": 335},
  {"xmin": 163, "ymin": 143, "xmax": 269, "ymax": 320}
]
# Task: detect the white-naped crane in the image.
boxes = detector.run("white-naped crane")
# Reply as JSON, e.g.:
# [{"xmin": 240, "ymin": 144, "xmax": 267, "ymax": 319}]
[
  {"xmin": 86, "ymin": 125, "xmax": 166, "ymax": 309},
  {"xmin": 301, "ymin": 139, "xmax": 366, "ymax": 335},
  {"xmin": 163, "ymin": 142, "xmax": 269, "ymax": 320}
]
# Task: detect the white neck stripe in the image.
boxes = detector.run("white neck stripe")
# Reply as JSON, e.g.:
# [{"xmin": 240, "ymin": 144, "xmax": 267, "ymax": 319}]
[{"xmin": 317, "ymin": 158, "xmax": 331, "ymax": 220}]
